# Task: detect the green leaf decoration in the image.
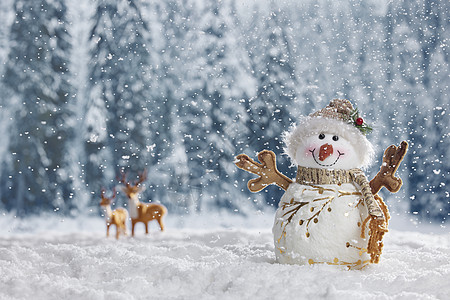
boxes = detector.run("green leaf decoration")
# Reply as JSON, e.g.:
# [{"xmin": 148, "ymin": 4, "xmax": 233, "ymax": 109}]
[{"xmin": 349, "ymin": 108, "xmax": 373, "ymax": 135}]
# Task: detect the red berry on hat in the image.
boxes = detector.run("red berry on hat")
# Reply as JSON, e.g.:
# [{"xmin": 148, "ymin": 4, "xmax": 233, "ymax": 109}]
[{"xmin": 355, "ymin": 118, "xmax": 364, "ymax": 126}]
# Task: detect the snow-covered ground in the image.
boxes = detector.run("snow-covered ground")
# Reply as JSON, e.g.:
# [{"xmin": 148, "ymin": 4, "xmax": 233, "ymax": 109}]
[{"xmin": 0, "ymin": 212, "xmax": 448, "ymax": 300}]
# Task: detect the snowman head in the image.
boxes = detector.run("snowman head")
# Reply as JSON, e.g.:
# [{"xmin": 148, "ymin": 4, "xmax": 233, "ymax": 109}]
[{"xmin": 284, "ymin": 99, "xmax": 375, "ymax": 170}]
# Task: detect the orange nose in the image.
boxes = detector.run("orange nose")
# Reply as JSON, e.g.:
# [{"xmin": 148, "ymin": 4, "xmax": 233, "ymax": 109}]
[{"xmin": 318, "ymin": 143, "xmax": 334, "ymax": 161}]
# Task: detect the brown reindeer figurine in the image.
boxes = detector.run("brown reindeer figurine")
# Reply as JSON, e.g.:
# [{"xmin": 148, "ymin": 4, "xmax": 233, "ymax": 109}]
[
  {"xmin": 99, "ymin": 187, "xmax": 128, "ymax": 239},
  {"xmin": 118, "ymin": 170, "xmax": 167, "ymax": 237}
]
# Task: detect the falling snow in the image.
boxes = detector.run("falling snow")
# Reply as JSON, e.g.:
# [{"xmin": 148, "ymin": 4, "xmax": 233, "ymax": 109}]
[
  {"xmin": 0, "ymin": 0, "xmax": 447, "ymax": 222},
  {"xmin": 0, "ymin": 1, "xmax": 448, "ymax": 298}
]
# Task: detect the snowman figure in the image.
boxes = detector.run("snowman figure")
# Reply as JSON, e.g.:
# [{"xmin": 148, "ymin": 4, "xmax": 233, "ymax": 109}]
[{"xmin": 236, "ymin": 99, "xmax": 407, "ymax": 269}]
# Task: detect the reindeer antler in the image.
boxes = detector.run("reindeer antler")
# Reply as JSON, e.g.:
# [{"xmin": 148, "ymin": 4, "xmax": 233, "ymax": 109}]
[
  {"xmin": 100, "ymin": 188, "xmax": 106, "ymax": 199},
  {"xmin": 135, "ymin": 169, "xmax": 147, "ymax": 186},
  {"xmin": 370, "ymin": 141, "xmax": 408, "ymax": 195},
  {"xmin": 100, "ymin": 187, "xmax": 116, "ymax": 204},
  {"xmin": 117, "ymin": 170, "xmax": 130, "ymax": 188},
  {"xmin": 118, "ymin": 169, "xmax": 147, "ymax": 187},
  {"xmin": 101, "ymin": 187, "xmax": 116, "ymax": 198},
  {"xmin": 235, "ymin": 150, "xmax": 292, "ymax": 192}
]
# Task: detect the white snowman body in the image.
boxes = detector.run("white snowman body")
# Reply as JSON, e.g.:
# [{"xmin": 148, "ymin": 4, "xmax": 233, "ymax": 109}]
[
  {"xmin": 275, "ymin": 103, "xmax": 376, "ymax": 269},
  {"xmin": 273, "ymin": 182, "xmax": 370, "ymax": 268}
]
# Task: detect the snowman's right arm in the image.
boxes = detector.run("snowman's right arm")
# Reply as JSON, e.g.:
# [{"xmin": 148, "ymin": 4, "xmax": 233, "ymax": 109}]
[{"xmin": 235, "ymin": 150, "xmax": 292, "ymax": 192}]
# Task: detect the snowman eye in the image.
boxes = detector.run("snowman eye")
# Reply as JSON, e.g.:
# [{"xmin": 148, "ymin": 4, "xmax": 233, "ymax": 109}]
[
  {"xmin": 332, "ymin": 135, "xmax": 339, "ymax": 141},
  {"xmin": 318, "ymin": 133, "xmax": 325, "ymax": 140}
]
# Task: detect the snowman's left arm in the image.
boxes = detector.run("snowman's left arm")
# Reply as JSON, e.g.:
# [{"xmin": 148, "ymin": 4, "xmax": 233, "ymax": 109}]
[
  {"xmin": 350, "ymin": 141, "xmax": 408, "ymax": 218},
  {"xmin": 369, "ymin": 141, "xmax": 408, "ymax": 195}
]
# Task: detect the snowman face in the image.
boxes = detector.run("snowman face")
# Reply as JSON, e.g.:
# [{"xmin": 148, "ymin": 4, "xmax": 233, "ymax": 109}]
[{"xmin": 295, "ymin": 133, "xmax": 361, "ymax": 169}]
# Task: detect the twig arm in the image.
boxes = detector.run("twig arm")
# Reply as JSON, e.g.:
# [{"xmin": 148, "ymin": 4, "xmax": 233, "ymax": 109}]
[
  {"xmin": 235, "ymin": 150, "xmax": 292, "ymax": 192},
  {"xmin": 370, "ymin": 141, "xmax": 408, "ymax": 195}
]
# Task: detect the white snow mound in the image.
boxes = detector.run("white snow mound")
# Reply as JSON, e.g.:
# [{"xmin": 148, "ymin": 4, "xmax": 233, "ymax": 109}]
[{"xmin": 0, "ymin": 216, "xmax": 449, "ymax": 300}]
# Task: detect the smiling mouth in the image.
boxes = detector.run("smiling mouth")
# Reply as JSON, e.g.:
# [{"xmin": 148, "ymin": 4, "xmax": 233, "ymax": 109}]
[{"xmin": 309, "ymin": 149, "xmax": 345, "ymax": 167}]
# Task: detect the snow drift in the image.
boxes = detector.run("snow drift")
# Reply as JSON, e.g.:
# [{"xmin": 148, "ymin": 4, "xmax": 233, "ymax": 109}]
[{"xmin": 0, "ymin": 214, "xmax": 448, "ymax": 300}]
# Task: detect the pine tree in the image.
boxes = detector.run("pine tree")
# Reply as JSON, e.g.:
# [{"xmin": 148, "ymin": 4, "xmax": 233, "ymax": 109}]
[
  {"xmin": 381, "ymin": 0, "xmax": 449, "ymax": 222},
  {"xmin": 177, "ymin": 0, "xmax": 259, "ymax": 213},
  {"xmin": 247, "ymin": 6, "xmax": 299, "ymax": 206},
  {"xmin": 0, "ymin": 0, "xmax": 446, "ymax": 221},
  {"xmin": 86, "ymin": 0, "xmax": 153, "ymax": 205},
  {"xmin": 403, "ymin": 0, "xmax": 449, "ymax": 222},
  {"xmin": 0, "ymin": 0, "xmax": 15, "ymax": 211},
  {"xmin": 63, "ymin": 0, "xmax": 96, "ymax": 214},
  {"xmin": 3, "ymin": 0, "xmax": 73, "ymax": 215},
  {"xmin": 285, "ymin": 0, "xmax": 336, "ymax": 109},
  {"xmin": 145, "ymin": 0, "xmax": 194, "ymax": 213}
]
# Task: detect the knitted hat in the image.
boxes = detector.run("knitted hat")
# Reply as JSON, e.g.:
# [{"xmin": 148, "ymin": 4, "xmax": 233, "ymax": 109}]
[
  {"xmin": 310, "ymin": 99, "xmax": 353, "ymax": 120},
  {"xmin": 283, "ymin": 99, "xmax": 375, "ymax": 168}
]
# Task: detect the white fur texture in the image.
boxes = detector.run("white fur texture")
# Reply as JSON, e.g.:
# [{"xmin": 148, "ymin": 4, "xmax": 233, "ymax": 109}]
[
  {"xmin": 101, "ymin": 205, "xmax": 112, "ymax": 223},
  {"xmin": 273, "ymin": 182, "xmax": 370, "ymax": 267},
  {"xmin": 127, "ymin": 196, "xmax": 139, "ymax": 219},
  {"xmin": 283, "ymin": 116, "xmax": 374, "ymax": 168}
]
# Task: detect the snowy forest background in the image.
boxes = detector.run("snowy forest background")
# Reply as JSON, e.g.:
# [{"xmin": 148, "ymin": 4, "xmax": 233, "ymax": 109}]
[{"xmin": 0, "ymin": 0, "xmax": 448, "ymax": 223}]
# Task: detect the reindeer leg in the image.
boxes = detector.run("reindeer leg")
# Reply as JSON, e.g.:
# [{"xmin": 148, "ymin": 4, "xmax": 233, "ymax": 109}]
[
  {"xmin": 145, "ymin": 222, "xmax": 149, "ymax": 234},
  {"xmin": 122, "ymin": 223, "xmax": 127, "ymax": 236},
  {"xmin": 157, "ymin": 218, "xmax": 164, "ymax": 231},
  {"xmin": 131, "ymin": 220, "xmax": 136, "ymax": 237},
  {"xmin": 106, "ymin": 225, "xmax": 110, "ymax": 238},
  {"xmin": 116, "ymin": 225, "xmax": 119, "ymax": 240}
]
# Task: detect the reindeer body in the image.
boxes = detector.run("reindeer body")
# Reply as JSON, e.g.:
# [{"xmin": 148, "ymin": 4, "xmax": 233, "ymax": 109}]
[
  {"xmin": 119, "ymin": 170, "xmax": 167, "ymax": 237},
  {"xmin": 100, "ymin": 190, "xmax": 128, "ymax": 239},
  {"xmin": 104, "ymin": 207, "xmax": 128, "ymax": 239},
  {"xmin": 127, "ymin": 194, "xmax": 167, "ymax": 236}
]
